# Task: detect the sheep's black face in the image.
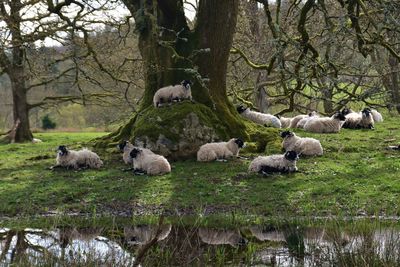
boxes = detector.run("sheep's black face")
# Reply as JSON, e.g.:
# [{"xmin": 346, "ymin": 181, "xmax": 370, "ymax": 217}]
[
  {"xmin": 362, "ymin": 108, "xmax": 371, "ymax": 117},
  {"xmin": 181, "ymin": 80, "xmax": 192, "ymax": 90},
  {"xmin": 341, "ymin": 108, "xmax": 352, "ymax": 116},
  {"xmin": 280, "ymin": 131, "xmax": 293, "ymax": 138},
  {"xmin": 284, "ymin": 151, "xmax": 299, "ymax": 161},
  {"xmin": 130, "ymin": 148, "xmax": 142, "ymax": 159},
  {"xmin": 234, "ymin": 138, "xmax": 245, "ymax": 148},
  {"xmin": 334, "ymin": 112, "xmax": 346, "ymax": 121},
  {"xmin": 57, "ymin": 145, "xmax": 68, "ymax": 156},
  {"xmin": 308, "ymin": 111, "xmax": 317, "ymax": 117},
  {"xmin": 236, "ymin": 105, "xmax": 247, "ymax": 114},
  {"xmin": 118, "ymin": 141, "xmax": 128, "ymax": 151}
]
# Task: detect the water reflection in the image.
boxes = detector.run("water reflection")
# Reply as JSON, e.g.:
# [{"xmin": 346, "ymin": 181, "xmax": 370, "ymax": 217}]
[{"xmin": 1, "ymin": 223, "xmax": 399, "ymax": 266}]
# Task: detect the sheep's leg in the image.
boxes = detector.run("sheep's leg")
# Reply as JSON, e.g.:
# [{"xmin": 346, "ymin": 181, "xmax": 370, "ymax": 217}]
[
  {"xmin": 133, "ymin": 168, "xmax": 146, "ymax": 175},
  {"xmin": 48, "ymin": 165, "xmax": 63, "ymax": 170}
]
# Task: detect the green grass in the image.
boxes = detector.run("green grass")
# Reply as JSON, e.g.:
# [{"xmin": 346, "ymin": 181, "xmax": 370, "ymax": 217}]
[{"xmin": 1, "ymin": 116, "xmax": 400, "ymax": 219}]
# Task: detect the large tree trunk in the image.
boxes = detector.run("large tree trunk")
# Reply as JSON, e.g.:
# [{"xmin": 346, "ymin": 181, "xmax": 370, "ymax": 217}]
[{"xmin": 97, "ymin": 0, "xmax": 274, "ymax": 158}]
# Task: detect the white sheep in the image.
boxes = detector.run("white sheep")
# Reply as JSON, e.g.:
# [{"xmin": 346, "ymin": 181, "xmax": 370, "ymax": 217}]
[
  {"xmin": 303, "ymin": 112, "xmax": 346, "ymax": 133},
  {"xmin": 197, "ymin": 138, "xmax": 245, "ymax": 162},
  {"xmin": 118, "ymin": 140, "xmax": 154, "ymax": 165},
  {"xmin": 236, "ymin": 105, "xmax": 281, "ymax": 128},
  {"xmin": 248, "ymin": 151, "xmax": 299, "ymax": 174},
  {"xmin": 32, "ymin": 138, "xmax": 43, "ymax": 144},
  {"xmin": 277, "ymin": 115, "xmax": 292, "ymax": 128},
  {"xmin": 129, "ymin": 148, "xmax": 171, "ymax": 176},
  {"xmin": 153, "ymin": 80, "xmax": 192, "ymax": 107},
  {"xmin": 371, "ymin": 109, "xmax": 383, "ymax": 122},
  {"xmin": 53, "ymin": 145, "xmax": 103, "ymax": 169},
  {"xmin": 296, "ymin": 111, "xmax": 319, "ymax": 129},
  {"xmin": 289, "ymin": 114, "xmax": 308, "ymax": 128},
  {"xmin": 281, "ymin": 131, "xmax": 323, "ymax": 156}
]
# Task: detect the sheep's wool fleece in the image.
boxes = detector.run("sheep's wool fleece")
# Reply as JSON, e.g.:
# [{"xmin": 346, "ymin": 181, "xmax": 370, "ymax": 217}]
[
  {"xmin": 371, "ymin": 109, "xmax": 383, "ymax": 122},
  {"xmin": 289, "ymin": 115, "xmax": 308, "ymax": 128},
  {"xmin": 248, "ymin": 155, "xmax": 297, "ymax": 173},
  {"xmin": 282, "ymin": 134, "xmax": 323, "ymax": 156},
  {"xmin": 279, "ymin": 117, "xmax": 292, "ymax": 128},
  {"xmin": 133, "ymin": 153, "xmax": 171, "ymax": 176},
  {"xmin": 56, "ymin": 148, "xmax": 103, "ymax": 169},
  {"xmin": 153, "ymin": 84, "xmax": 191, "ymax": 107},
  {"xmin": 197, "ymin": 139, "xmax": 240, "ymax": 162},
  {"xmin": 304, "ymin": 117, "xmax": 344, "ymax": 133},
  {"xmin": 240, "ymin": 109, "xmax": 281, "ymax": 128}
]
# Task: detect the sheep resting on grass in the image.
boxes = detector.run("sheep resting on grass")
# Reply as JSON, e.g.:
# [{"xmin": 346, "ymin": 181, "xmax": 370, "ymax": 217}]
[
  {"xmin": 303, "ymin": 112, "xmax": 346, "ymax": 133},
  {"xmin": 129, "ymin": 148, "xmax": 171, "ymax": 176},
  {"xmin": 248, "ymin": 151, "xmax": 299, "ymax": 175},
  {"xmin": 197, "ymin": 138, "xmax": 245, "ymax": 162},
  {"xmin": 281, "ymin": 131, "xmax": 323, "ymax": 156},
  {"xmin": 236, "ymin": 105, "xmax": 281, "ymax": 128},
  {"xmin": 51, "ymin": 145, "xmax": 103, "ymax": 170}
]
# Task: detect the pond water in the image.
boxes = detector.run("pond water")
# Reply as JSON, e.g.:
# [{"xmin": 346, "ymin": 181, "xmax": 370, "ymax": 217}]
[{"xmin": 1, "ymin": 223, "xmax": 399, "ymax": 266}]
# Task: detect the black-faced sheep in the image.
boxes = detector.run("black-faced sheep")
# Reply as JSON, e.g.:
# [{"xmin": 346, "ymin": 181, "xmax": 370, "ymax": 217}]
[
  {"xmin": 248, "ymin": 151, "xmax": 299, "ymax": 174},
  {"xmin": 296, "ymin": 111, "xmax": 319, "ymax": 129},
  {"xmin": 118, "ymin": 140, "xmax": 154, "ymax": 165},
  {"xmin": 129, "ymin": 148, "xmax": 171, "ymax": 176},
  {"xmin": 303, "ymin": 112, "xmax": 346, "ymax": 133},
  {"xmin": 281, "ymin": 131, "xmax": 323, "ymax": 156},
  {"xmin": 342, "ymin": 108, "xmax": 374, "ymax": 129},
  {"xmin": 197, "ymin": 138, "xmax": 245, "ymax": 162},
  {"xmin": 236, "ymin": 105, "xmax": 281, "ymax": 128},
  {"xmin": 277, "ymin": 115, "xmax": 292, "ymax": 128},
  {"xmin": 153, "ymin": 80, "xmax": 192, "ymax": 107},
  {"xmin": 53, "ymin": 145, "xmax": 103, "ymax": 169}
]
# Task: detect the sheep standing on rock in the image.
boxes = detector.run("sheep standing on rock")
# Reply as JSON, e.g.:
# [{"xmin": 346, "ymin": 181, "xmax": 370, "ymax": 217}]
[
  {"xmin": 237, "ymin": 105, "xmax": 281, "ymax": 128},
  {"xmin": 281, "ymin": 131, "xmax": 323, "ymax": 156},
  {"xmin": 197, "ymin": 138, "xmax": 245, "ymax": 162},
  {"xmin": 129, "ymin": 148, "xmax": 171, "ymax": 176},
  {"xmin": 248, "ymin": 151, "xmax": 299, "ymax": 174},
  {"xmin": 153, "ymin": 80, "xmax": 192, "ymax": 107},
  {"xmin": 303, "ymin": 112, "xmax": 346, "ymax": 133},
  {"xmin": 52, "ymin": 145, "xmax": 103, "ymax": 169}
]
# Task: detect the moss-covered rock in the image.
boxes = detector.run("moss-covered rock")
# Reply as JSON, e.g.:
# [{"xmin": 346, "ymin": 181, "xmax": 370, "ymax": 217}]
[{"xmin": 95, "ymin": 102, "xmax": 281, "ymax": 159}]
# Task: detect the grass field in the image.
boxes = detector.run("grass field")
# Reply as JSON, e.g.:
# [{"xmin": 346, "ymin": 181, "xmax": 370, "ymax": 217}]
[{"xmin": 1, "ymin": 116, "xmax": 400, "ymax": 219}]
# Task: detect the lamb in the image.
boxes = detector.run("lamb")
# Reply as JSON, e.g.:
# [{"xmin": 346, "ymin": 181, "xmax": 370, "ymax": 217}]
[
  {"xmin": 118, "ymin": 140, "xmax": 154, "ymax": 165},
  {"xmin": 53, "ymin": 145, "xmax": 103, "ymax": 169},
  {"xmin": 277, "ymin": 115, "xmax": 292, "ymax": 128},
  {"xmin": 296, "ymin": 111, "xmax": 319, "ymax": 129},
  {"xmin": 236, "ymin": 105, "xmax": 281, "ymax": 128},
  {"xmin": 197, "ymin": 138, "xmax": 245, "ymax": 162},
  {"xmin": 281, "ymin": 131, "xmax": 323, "ymax": 156},
  {"xmin": 303, "ymin": 112, "xmax": 346, "ymax": 133},
  {"xmin": 129, "ymin": 148, "xmax": 171, "ymax": 176},
  {"xmin": 289, "ymin": 114, "xmax": 308, "ymax": 128},
  {"xmin": 342, "ymin": 108, "xmax": 374, "ymax": 129},
  {"xmin": 371, "ymin": 109, "xmax": 383, "ymax": 122},
  {"xmin": 153, "ymin": 80, "xmax": 192, "ymax": 107},
  {"xmin": 248, "ymin": 151, "xmax": 299, "ymax": 174}
]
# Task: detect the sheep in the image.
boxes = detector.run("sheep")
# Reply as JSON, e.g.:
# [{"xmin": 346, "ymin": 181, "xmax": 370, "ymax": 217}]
[
  {"xmin": 129, "ymin": 148, "xmax": 171, "ymax": 176},
  {"xmin": 118, "ymin": 140, "xmax": 154, "ymax": 165},
  {"xmin": 32, "ymin": 138, "xmax": 42, "ymax": 144},
  {"xmin": 198, "ymin": 228, "xmax": 247, "ymax": 247},
  {"xmin": 289, "ymin": 114, "xmax": 308, "ymax": 128},
  {"xmin": 53, "ymin": 145, "xmax": 103, "ymax": 169},
  {"xmin": 296, "ymin": 111, "xmax": 319, "ymax": 129},
  {"xmin": 248, "ymin": 151, "xmax": 299, "ymax": 174},
  {"xmin": 342, "ymin": 108, "xmax": 374, "ymax": 129},
  {"xmin": 371, "ymin": 109, "xmax": 383, "ymax": 122},
  {"xmin": 303, "ymin": 112, "xmax": 346, "ymax": 133},
  {"xmin": 197, "ymin": 138, "xmax": 245, "ymax": 162},
  {"xmin": 236, "ymin": 105, "xmax": 281, "ymax": 128},
  {"xmin": 281, "ymin": 131, "xmax": 323, "ymax": 156},
  {"xmin": 277, "ymin": 115, "xmax": 292, "ymax": 128},
  {"xmin": 341, "ymin": 107, "xmax": 354, "ymax": 116},
  {"xmin": 153, "ymin": 80, "xmax": 192, "ymax": 107}
]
